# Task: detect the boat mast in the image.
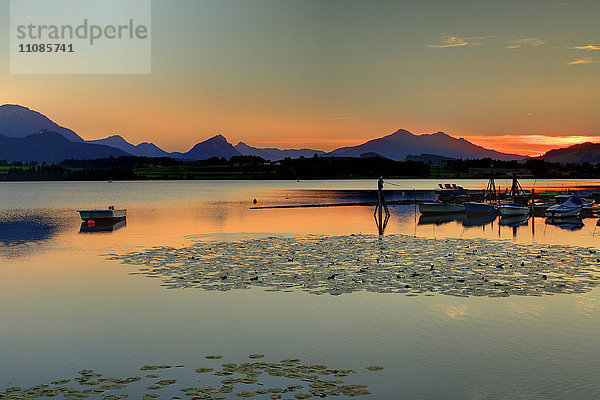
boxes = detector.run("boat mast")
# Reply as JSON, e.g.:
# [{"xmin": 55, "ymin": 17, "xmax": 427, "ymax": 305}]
[
  {"xmin": 510, "ymin": 172, "xmax": 524, "ymax": 198},
  {"xmin": 486, "ymin": 164, "xmax": 497, "ymax": 202}
]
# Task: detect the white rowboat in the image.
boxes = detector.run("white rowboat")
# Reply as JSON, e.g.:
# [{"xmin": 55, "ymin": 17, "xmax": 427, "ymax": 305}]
[
  {"xmin": 419, "ymin": 201, "xmax": 465, "ymax": 214},
  {"xmin": 78, "ymin": 205, "xmax": 126, "ymax": 221},
  {"xmin": 498, "ymin": 203, "xmax": 529, "ymax": 216}
]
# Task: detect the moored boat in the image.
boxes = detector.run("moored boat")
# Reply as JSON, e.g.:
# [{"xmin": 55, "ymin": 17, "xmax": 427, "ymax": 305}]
[
  {"xmin": 464, "ymin": 202, "xmax": 497, "ymax": 214},
  {"xmin": 544, "ymin": 197, "xmax": 584, "ymax": 217},
  {"xmin": 78, "ymin": 205, "xmax": 127, "ymax": 221},
  {"xmin": 498, "ymin": 203, "xmax": 529, "ymax": 216},
  {"xmin": 418, "ymin": 200, "xmax": 465, "ymax": 214},
  {"xmin": 555, "ymin": 195, "xmax": 594, "ymax": 208},
  {"xmin": 434, "ymin": 183, "xmax": 466, "ymax": 195}
]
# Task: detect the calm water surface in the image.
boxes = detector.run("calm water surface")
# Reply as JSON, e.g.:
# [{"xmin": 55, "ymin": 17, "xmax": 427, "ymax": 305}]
[{"xmin": 1, "ymin": 180, "xmax": 599, "ymax": 399}]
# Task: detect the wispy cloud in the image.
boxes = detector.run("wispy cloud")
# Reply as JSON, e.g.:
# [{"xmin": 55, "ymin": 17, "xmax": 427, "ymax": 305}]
[
  {"xmin": 506, "ymin": 38, "xmax": 546, "ymax": 49},
  {"xmin": 568, "ymin": 57, "xmax": 599, "ymax": 65},
  {"xmin": 322, "ymin": 116, "xmax": 357, "ymax": 121},
  {"xmin": 427, "ymin": 34, "xmax": 492, "ymax": 48},
  {"xmin": 571, "ymin": 44, "xmax": 600, "ymax": 50}
]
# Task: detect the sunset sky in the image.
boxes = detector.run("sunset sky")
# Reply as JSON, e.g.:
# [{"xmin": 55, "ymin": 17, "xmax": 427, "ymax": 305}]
[{"xmin": 0, "ymin": 0, "xmax": 598, "ymax": 156}]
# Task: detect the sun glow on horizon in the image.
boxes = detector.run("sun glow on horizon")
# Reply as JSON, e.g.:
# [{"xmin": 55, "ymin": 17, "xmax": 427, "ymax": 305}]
[{"xmin": 464, "ymin": 135, "xmax": 600, "ymax": 157}]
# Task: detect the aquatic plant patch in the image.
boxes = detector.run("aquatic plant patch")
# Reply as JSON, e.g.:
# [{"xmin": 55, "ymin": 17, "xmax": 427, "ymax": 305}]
[
  {"xmin": 0, "ymin": 356, "xmax": 377, "ymax": 399},
  {"xmin": 107, "ymin": 234, "xmax": 600, "ymax": 297}
]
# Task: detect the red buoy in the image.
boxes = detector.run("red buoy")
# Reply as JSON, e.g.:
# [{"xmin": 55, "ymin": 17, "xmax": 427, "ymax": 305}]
[{"xmin": 87, "ymin": 220, "xmax": 95, "ymax": 227}]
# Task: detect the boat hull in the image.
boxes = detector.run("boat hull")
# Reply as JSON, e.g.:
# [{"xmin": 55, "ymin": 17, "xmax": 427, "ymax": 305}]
[
  {"xmin": 464, "ymin": 202, "xmax": 497, "ymax": 214},
  {"xmin": 544, "ymin": 207, "xmax": 582, "ymax": 217},
  {"xmin": 78, "ymin": 209, "xmax": 126, "ymax": 221},
  {"xmin": 419, "ymin": 203, "xmax": 465, "ymax": 214}
]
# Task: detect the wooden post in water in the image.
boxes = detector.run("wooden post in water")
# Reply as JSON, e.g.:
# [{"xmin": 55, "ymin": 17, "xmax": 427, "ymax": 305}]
[
  {"xmin": 531, "ymin": 188, "xmax": 535, "ymax": 236},
  {"xmin": 374, "ymin": 177, "xmax": 390, "ymax": 235}
]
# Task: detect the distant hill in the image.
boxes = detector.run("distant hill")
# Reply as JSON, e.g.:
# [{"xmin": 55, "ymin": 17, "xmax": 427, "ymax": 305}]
[
  {"xmin": 405, "ymin": 153, "xmax": 456, "ymax": 162},
  {"xmin": 0, "ymin": 130, "xmax": 131, "ymax": 163},
  {"xmin": 235, "ymin": 142, "xmax": 325, "ymax": 160},
  {"xmin": 359, "ymin": 152, "xmax": 387, "ymax": 158},
  {"xmin": 87, "ymin": 135, "xmax": 169, "ymax": 157},
  {"xmin": 540, "ymin": 142, "xmax": 600, "ymax": 164},
  {"xmin": 173, "ymin": 134, "xmax": 241, "ymax": 160},
  {"xmin": 0, "ymin": 104, "xmax": 84, "ymax": 142},
  {"xmin": 327, "ymin": 129, "xmax": 524, "ymax": 161}
]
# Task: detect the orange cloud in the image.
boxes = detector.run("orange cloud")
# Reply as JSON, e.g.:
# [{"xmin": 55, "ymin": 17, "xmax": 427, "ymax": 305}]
[
  {"xmin": 572, "ymin": 45, "xmax": 600, "ymax": 50},
  {"xmin": 568, "ymin": 58, "xmax": 599, "ymax": 65},
  {"xmin": 506, "ymin": 38, "xmax": 545, "ymax": 49}
]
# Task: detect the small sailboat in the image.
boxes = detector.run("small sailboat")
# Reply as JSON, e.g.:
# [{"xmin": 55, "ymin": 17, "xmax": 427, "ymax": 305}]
[
  {"xmin": 498, "ymin": 203, "xmax": 529, "ymax": 216},
  {"xmin": 544, "ymin": 197, "xmax": 584, "ymax": 217},
  {"xmin": 418, "ymin": 200, "xmax": 465, "ymax": 214}
]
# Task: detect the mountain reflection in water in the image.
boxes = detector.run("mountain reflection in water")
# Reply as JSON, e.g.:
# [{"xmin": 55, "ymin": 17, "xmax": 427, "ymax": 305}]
[{"xmin": 0, "ymin": 216, "xmax": 58, "ymax": 245}]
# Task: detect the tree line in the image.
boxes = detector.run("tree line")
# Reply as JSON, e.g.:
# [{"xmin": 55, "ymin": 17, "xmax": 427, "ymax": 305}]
[{"xmin": 2, "ymin": 155, "xmax": 600, "ymax": 180}]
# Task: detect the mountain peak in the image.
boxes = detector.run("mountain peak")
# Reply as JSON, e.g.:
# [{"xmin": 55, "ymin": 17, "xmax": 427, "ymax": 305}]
[
  {"xmin": 0, "ymin": 104, "xmax": 34, "ymax": 113},
  {"xmin": 183, "ymin": 134, "xmax": 240, "ymax": 160},
  {"xmin": 208, "ymin": 134, "xmax": 227, "ymax": 142},
  {"xmin": 87, "ymin": 134, "xmax": 169, "ymax": 157},
  {"xmin": 390, "ymin": 129, "xmax": 414, "ymax": 137},
  {"xmin": 328, "ymin": 129, "xmax": 524, "ymax": 160},
  {"xmin": 0, "ymin": 104, "xmax": 84, "ymax": 142}
]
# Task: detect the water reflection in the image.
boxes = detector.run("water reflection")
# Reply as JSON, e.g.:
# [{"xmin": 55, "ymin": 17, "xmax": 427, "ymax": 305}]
[
  {"xmin": 499, "ymin": 215, "xmax": 530, "ymax": 228},
  {"xmin": 79, "ymin": 220, "xmax": 127, "ymax": 233},
  {"xmin": 418, "ymin": 213, "xmax": 465, "ymax": 226},
  {"xmin": 546, "ymin": 217, "xmax": 585, "ymax": 231},
  {"xmin": 462, "ymin": 213, "xmax": 497, "ymax": 228},
  {"xmin": 0, "ymin": 216, "xmax": 58, "ymax": 245}
]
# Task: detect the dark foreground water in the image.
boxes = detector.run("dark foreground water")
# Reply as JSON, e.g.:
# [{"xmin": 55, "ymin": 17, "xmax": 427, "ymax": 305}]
[{"xmin": 1, "ymin": 180, "xmax": 599, "ymax": 399}]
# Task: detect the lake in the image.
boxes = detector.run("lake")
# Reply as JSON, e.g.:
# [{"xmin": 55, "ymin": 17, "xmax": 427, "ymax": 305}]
[{"xmin": 1, "ymin": 180, "xmax": 599, "ymax": 399}]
